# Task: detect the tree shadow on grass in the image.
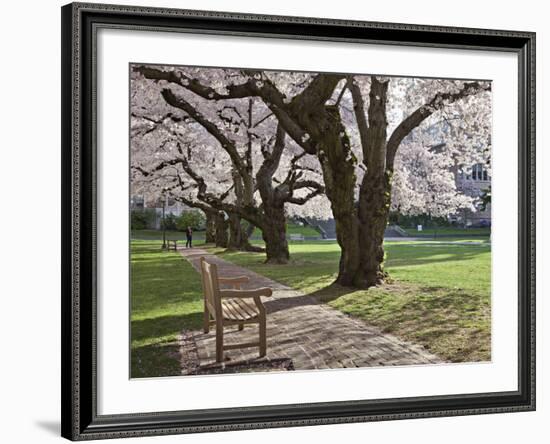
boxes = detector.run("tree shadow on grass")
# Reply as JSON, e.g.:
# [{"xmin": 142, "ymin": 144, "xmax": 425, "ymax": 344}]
[
  {"xmin": 131, "ymin": 312, "xmax": 203, "ymax": 342},
  {"xmin": 131, "ymin": 342, "xmax": 182, "ymax": 378},
  {"xmin": 131, "ymin": 311, "xmax": 203, "ymax": 378},
  {"xmin": 216, "ymin": 245, "xmax": 488, "ymax": 271},
  {"xmin": 130, "ymin": 254, "xmax": 184, "ymax": 264},
  {"xmin": 318, "ymin": 282, "xmax": 491, "ymax": 362}
]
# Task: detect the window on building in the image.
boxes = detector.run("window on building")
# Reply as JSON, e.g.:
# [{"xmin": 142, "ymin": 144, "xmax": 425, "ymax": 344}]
[
  {"xmin": 131, "ymin": 195, "xmax": 144, "ymax": 209},
  {"xmin": 471, "ymin": 163, "xmax": 489, "ymax": 181}
]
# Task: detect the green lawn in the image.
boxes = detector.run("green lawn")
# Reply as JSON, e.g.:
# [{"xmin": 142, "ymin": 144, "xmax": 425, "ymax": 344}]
[
  {"xmin": 132, "ymin": 229, "xmax": 206, "ymax": 241},
  {"xmin": 218, "ymin": 240, "xmax": 491, "ymax": 362},
  {"xmin": 132, "ymin": 222, "xmax": 320, "ymax": 242},
  {"xmin": 402, "ymin": 226, "xmax": 491, "ymax": 237},
  {"xmin": 131, "ymin": 240, "xmax": 204, "ymax": 378},
  {"xmin": 130, "ymin": 238, "xmax": 491, "ymax": 377},
  {"xmin": 252, "ymin": 223, "xmax": 321, "ymax": 238}
]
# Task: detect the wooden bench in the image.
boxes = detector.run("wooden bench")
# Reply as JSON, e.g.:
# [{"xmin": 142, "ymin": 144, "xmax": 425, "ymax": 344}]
[
  {"xmin": 289, "ymin": 233, "xmax": 305, "ymax": 241},
  {"xmin": 167, "ymin": 239, "xmax": 178, "ymax": 251},
  {"xmin": 199, "ymin": 257, "xmax": 272, "ymax": 362}
]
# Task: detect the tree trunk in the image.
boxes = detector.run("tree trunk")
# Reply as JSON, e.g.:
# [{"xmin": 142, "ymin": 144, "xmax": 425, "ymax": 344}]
[
  {"xmin": 204, "ymin": 211, "xmax": 216, "ymax": 244},
  {"xmin": 245, "ymin": 221, "xmax": 255, "ymax": 240},
  {"xmin": 356, "ymin": 171, "xmax": 392, "ymax": 287},
  {"xmin": 322, "ymin": 155, "xmax": 360, "ymax": 286},
  {"xmin": 227, "ymin": 213, "xmax": 241, "ymax": 250},
  {"xmin": 227, "ymin": 213, "xmax": 253, "ymax": 251},
  {"xmin": 309, "ymin": 106, "xmax": 361, "ymax": 286},
  {"xmin": 261, "ymin": 202, "xmax": 290, "ymax": 264},
  {"xmin": 354, "ymin": 77, "xmax": 391, "ymax": 287},
  {"xmin": 214, "ymin": 212, "xmax": 228, "ymax": 248},
  {"xmin": 255, "ymin": 125, "xmax": 291, "ymax": 265}
]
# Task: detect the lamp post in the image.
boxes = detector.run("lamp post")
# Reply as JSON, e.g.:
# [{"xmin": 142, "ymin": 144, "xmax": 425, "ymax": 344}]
[
  {"xmin": 430, "ymin": 194, "xmax": 438, "ymax": 240},
  {"xmin": 161, "ymin": 189, "xmax": 167, "ymax": 250}
]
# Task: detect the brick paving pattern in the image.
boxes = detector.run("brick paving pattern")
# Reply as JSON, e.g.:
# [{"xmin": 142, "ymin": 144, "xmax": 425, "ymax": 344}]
[{"xmin": 178, "ymin": 248, "xmax": 442, "ymax": 374}]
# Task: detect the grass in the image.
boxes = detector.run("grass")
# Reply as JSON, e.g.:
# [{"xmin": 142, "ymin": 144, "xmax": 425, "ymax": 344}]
[
  {"xmin": 132, "ymin": 229, "xmax": 205, "ymax": 241},
  {"xmin": 402, "ymin": 226, "xmax": 491, "ymax": 237},
  {"xmin": 252, "ymin": 222, "xmax": 321, "ymax": 238},
  {"xmin": 131, "ymin": 223, "xmax": 321, "ymax": 243},
  {"xmin": 218, "ymin": 240, "xmax": 491, "ymax": 362},
  {"xmin": 130, "ymin": 238, "xmax": 491, "ymax": 377},
  {"xmin": 130, "ymin": 240, "xmax": 204, "ymax": 378}
]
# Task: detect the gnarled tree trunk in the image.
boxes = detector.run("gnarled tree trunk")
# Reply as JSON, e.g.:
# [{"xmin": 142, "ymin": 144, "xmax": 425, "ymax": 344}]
[
  {"xmin": 300, "ymin": 105, "xmax": 361, "ymax": 286},
  {"xmin": 214, "ymin": 211, "xmax": 228, "ymax": 248},
  {"xmin": 261, "ymin": 201, "xmax": 289, "ymax": 264},
  {"xmin": 353, "ymin": 77, "xmax": 390, "ymax": 287},
  {"xmin": 204, "ymin": 210, "xmax": 216, "ymax": 244},
  {"xmin": 227, "ymin": 213, "xmax": 253, "ymax": 251},
  {"xmin": 356, "ymin": 172, "xmax": 392, "ymax": 287},
  {"xmin": 319, "ymin": 158, "xmax": 360, "ymax": 286}
]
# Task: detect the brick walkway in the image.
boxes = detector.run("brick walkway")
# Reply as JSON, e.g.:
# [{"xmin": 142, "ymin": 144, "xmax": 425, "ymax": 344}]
[{"xmin": 178, "ymin": 247, "xmax": 442, "ymax": 374}]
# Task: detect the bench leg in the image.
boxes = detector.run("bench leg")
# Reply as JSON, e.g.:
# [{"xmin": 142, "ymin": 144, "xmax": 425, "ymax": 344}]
[
  {"xmin": 203, "ymin": 308, "xmax": 210, "ymax": 334},
  {"xmin": 259, "ymin": 317, "xmax": 266, "ymax": 358},
  {"xmin": 216, "ymin": 323, "xmax": 224, "ymax": 363}
]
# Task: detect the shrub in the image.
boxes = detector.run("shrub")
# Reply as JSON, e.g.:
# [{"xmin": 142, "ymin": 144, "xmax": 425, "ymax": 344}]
[
  {"xmin": 388, "ymin": 212, "xmax": 452, "ymax": 229},
  {"xmin": 161, "ymin": 213, "xmax": 178, "ymax": 231},
  {"xmin": 131, "ymin": 208, "xmax": 157, "ymax": 230},
  {"xmin": 176, "ymin": 210, "xmax": 206, "ymax": 231}
]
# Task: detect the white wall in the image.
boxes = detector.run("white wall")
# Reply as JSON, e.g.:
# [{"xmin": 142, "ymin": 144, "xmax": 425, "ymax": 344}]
[{"xmin": 0, "ymin": 0, "xmax": 545, "ymax": 443}]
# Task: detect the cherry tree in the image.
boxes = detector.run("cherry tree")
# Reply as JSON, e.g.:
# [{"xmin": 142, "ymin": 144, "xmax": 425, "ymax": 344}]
[
  {"xmin": 131, "ymin": 66, "xmax": 325, "ymax": 263},
  {"xmin": 131, "ymin": 73, "xmax": 238, "ymax": 247},
  {"xmin": 131, "ymin": 108, "xmax": 233, "ymax": 248},
  {"xmin": 137, "ymin": 65, "xmax": 491, "ymax": 287}
]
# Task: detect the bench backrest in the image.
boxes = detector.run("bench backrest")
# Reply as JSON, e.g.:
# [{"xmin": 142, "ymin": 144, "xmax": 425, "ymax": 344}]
[{"xmin": 199, "ymin": 257, "xmax": 221, "ymax": 318}]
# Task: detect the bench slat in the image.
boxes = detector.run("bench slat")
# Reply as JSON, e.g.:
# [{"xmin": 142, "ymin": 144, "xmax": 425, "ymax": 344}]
[
  {"xmin": 233, "ymin": 298, "xmax": 259, "ymax": 318},
  {"xmin": 222, "ymin": 298, "xmax": 258, "ymax": 321},
  {"xmin": 221, "ymin": 300, "xmax": 242, "ymax": 320}
]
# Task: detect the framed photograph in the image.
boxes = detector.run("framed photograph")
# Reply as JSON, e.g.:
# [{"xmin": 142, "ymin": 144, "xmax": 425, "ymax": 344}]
[{"xmin": 61, "ymin": 2, "xmax": 535, "ymax": 440}]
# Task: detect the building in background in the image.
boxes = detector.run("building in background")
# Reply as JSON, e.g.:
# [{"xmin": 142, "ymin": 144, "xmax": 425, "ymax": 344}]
[
  {"xmin": 130, "ymin": 194, "xmax": 193, "ymax": 229},
  {"xmin": 451, "ymin": 162, "xmax": 491, "ymax": 227}
]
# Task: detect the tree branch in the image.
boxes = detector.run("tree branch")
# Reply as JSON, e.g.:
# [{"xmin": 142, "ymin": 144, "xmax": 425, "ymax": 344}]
[
  {"xmin": 135, "ymin": 65, "xmax": 258, "ymax": 99},
  {"xmin": 131, "ymin": 158, "xmax": 184, "ymax": 177},
  {"xmin": 139, "ymin": 65, "xmax": 322, "ymax": 155},
  {"xmin": 347, "ymin": 76, "xmax": 370, "ymax": 165},
  {"xmin": 256, "ymin": 124, "xmax": 286, "ymax": 181},
  {"xmin": 160, "ymin": 88, "xmax": 246, "ymax": 174},
  {"xmin": 335, "ymin": 81, "xmax": 349, "ymax": 107},
  {"xmin": 285, "ymin": 185, "xmax": 324, "ymax": 205},
  {"xmin": 253, "ymin": 112, "xmax": 274, "ymax": 128}
]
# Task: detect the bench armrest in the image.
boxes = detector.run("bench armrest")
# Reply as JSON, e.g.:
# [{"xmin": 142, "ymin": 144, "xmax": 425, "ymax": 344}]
[
  {"xmin": 219, "ymin": 287, "xmax": 272, "ymax": 299},
  {"xmin": 218, "ymin": 276, "xmax": 250, "ymax": 285}
]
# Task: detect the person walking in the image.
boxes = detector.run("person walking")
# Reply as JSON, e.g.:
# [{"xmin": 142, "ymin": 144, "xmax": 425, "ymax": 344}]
[{"xmin": 185, "ymin": 226, "xmax": 193, "ymax": 248}]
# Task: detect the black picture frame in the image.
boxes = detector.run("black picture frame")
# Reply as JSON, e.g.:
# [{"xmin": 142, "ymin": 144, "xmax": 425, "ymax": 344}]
[{"xmin": 61, "ymin": 2, "xmax": 536, "ymax": 440}]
